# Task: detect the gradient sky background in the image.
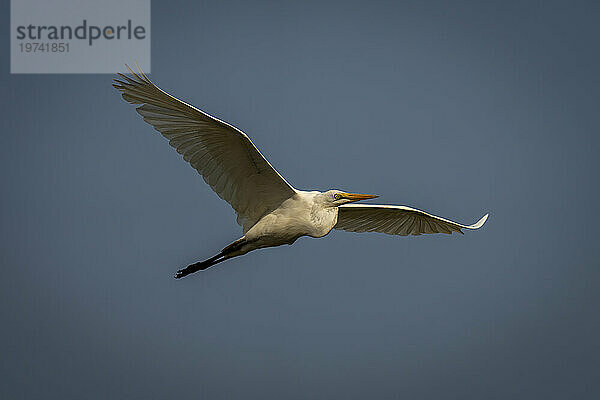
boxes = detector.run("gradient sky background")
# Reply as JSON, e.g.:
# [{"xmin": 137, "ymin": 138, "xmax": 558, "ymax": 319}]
[{"xmin": 1, "ymin": 0, "xmax": 599, "ymax": 398}]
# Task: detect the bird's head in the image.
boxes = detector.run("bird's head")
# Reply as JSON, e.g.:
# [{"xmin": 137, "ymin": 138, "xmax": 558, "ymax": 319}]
[{"xmin": 322, "ymin": 190, "xmax": 378, "ymax": 206}]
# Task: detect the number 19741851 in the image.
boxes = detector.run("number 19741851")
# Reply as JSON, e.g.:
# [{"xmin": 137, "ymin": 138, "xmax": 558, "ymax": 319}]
[{"xmin": 19, "ymin": 42, "xmax": 70, "ymax": 53}]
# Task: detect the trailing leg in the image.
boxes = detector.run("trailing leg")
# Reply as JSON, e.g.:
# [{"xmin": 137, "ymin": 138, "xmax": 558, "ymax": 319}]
[
  {"xmin": 174, "ymin": 237, "xmax": 249, "ymax": 279},
  {"xmin": 174, "ymin": 253, "xmax": 226, "ymax": 278}
]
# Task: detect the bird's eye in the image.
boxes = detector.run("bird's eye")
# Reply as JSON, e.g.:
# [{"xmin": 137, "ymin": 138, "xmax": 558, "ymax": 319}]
[{"xmin": 334, "ymin": 194, "xmax": 342, "ymax": 200}]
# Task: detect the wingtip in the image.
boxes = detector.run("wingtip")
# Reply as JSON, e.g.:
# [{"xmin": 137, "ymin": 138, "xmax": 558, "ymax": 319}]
[{"xmin": 468, "ymin": 213, "xmax": 489, "ymax": 229}]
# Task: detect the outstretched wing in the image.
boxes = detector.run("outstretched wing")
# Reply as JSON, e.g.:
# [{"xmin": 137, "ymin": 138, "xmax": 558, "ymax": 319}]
[
  {"xmin": 335, "ymin": 204, "xmax": 488, "ymax": 236},
  {"xmin": 113, "ymin": 66, "xmax": 296, "ymax": 232}
]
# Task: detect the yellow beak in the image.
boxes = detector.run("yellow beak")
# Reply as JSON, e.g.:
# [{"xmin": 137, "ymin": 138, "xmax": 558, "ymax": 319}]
[{"xmin": 342, "ymin": 192, "xmax": 379, "ymax": 202}]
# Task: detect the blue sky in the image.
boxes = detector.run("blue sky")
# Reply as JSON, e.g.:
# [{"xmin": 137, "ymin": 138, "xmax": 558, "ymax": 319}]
[{"xmin": 1, "ymin": 1, "xmax": 599, "ymax": 398}]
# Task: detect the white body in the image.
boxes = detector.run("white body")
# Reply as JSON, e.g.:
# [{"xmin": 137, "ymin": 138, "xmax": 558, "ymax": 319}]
[{"xmin": 238, "ymin": 191, "xmax": 337, "ymax": 256}]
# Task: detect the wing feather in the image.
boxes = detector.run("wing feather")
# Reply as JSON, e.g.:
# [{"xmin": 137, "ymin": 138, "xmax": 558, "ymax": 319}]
[
  {"xmin": 113, "ymin": 65, "xmax": 296, "ymax": 232},
  {"xmin": 335, "ymin": 204, "xmax": 488, "ymax": 236}
]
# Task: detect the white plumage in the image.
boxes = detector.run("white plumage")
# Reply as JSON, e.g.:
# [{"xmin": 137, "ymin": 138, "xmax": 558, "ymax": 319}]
[
  {"xmin": 113, "ymin": 65, "xmax": 488, "ymax": 278},
  {"xmin": 336, "ymin": 204, "xmax": 488, "ymax": 236}
]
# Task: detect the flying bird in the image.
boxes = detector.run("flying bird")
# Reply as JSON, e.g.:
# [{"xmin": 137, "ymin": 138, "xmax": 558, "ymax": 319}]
[{"xmin": 113, "ymin": 66, "xmax": 488, "ymax": 278}]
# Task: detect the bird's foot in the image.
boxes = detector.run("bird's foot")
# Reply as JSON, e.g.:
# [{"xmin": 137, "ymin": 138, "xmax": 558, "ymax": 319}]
[{"xmin": 174, "ymin": 254, "xmax": 226, "ymax": 279}]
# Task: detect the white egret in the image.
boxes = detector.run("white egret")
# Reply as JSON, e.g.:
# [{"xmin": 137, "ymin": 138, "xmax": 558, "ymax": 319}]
[{"xmin": 113, "ymin": 66, "xmax": 488, "ymax": 278}]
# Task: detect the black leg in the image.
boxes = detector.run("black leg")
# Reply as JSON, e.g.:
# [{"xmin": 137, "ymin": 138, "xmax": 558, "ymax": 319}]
[
  {"xmin": 175, "ymin": 237, "xmax": 248, "ymax": 279},
  {"xmin": 174, "ymin": 253, "xmax": 226, "ymax": 279}
]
